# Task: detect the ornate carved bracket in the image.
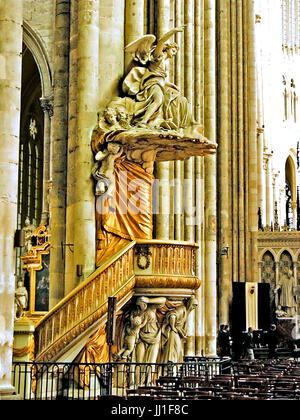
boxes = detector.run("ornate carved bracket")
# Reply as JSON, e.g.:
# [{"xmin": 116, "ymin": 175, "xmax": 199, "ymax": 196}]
[{"xmin": 135, "ymin": 244, "xmax": 152, "ymax": 270}]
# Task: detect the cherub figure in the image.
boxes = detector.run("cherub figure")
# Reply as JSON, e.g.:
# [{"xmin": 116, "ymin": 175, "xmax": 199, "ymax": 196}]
[
  {"xmin": 91, "ymin": 142, "xmax": 123, "ymax": 197},
  {"xmin": 116, "ymin": 108, "xmax": 132, "ymax": 129},
  {"xmin": 122, "ymin": 27, "xmax": 192, "ymax": 130},
  {"xmin": 98, "ymin": 107, "xmax": 122, "ymax": 132}
]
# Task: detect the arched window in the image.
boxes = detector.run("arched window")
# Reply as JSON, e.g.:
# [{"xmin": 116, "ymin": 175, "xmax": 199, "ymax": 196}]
[
  {"xmin": 16, "ymin": 43, "xmax": 44, "ymax": 276},
  {"xmin": 285, "ymin": 156, "xmax": 296, "ymax": 228},
  {"xmin": 18, "ymin": 45, "xmax": 44, "ymax": 229},
  {"xmin": 261, "ymin": 251, "xmax": 276, "ymax": 290},
  {"xmin": 282, "ymin": 0, "xmax": 300, "ymax": 52},
  {"xmin": 279, "ymin": 250, "xmax": 293, "ymax": 273}
]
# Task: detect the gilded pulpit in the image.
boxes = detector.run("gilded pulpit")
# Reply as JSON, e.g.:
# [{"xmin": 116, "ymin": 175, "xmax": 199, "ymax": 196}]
[
  {"xmin": 91, "ymin": 27, "xmax": 216, "ymax": 267},
  {"xmin": 83, "ymin": 28, "xmax": 216, "ymax": 365}
]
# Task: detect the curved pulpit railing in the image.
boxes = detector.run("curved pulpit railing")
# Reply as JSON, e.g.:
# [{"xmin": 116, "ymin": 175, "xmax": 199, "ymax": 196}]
[
  {"xmin": 34, "ymin": 242, "xmax": 136, "ymax": 361},
  {"xmin": 134, "ymin": 239, "xmax": 200, "ymax": 294}
]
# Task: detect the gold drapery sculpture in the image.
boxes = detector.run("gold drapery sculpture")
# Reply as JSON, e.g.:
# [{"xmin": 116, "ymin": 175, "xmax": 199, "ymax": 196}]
[
  {"xmin": 13, "ymin": 335, "xmax": 35, "ymax": 360},
  {"xmin": 74, "ymin": 324, "xmax": 110, "ymax": 389},
  {"xmin": 96, "ymin": 156, "xmax": 154, "ymax": 266}
]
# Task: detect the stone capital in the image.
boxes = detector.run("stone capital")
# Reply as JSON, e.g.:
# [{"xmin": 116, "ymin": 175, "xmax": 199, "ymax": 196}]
[{"xmin": 40, "ymin": 96, "xmax": 54, "ymax": 117}]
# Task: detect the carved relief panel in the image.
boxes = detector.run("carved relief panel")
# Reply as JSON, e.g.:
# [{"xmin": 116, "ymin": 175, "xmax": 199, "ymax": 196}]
[{"xmin": 261, "ymin": 251, "xmax": 276, "ymax": 289}]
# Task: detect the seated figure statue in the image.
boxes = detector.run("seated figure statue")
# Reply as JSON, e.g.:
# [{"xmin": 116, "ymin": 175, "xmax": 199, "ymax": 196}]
[{"xmin": 122, "ymin": 27, "xmax": 192, "ymax": 130}]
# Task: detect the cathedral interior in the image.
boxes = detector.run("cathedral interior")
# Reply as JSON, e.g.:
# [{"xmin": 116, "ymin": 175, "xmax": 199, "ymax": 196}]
[{"xmin": 0, "ymin": 0, "xmax": 300, "ymax": 401}]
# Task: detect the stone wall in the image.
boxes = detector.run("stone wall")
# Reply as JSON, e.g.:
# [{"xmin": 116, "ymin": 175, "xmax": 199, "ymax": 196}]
[{"xmin": 23, "ymin": 0, "xmax": 55, "ymax": 69}]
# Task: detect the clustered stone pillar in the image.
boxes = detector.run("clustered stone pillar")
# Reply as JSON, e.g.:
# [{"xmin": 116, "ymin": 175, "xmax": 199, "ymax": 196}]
[
  {"xmin": 155, "ymin": 0, "xmax": 171, "ymax": 241},
  {"xmin": 174, "ymin": 0, "xmax": 184, "ymax": 242},
  {"xmin": 0, "ymin": 0, "xmax": 23, "ymax": 398},
  {"xmin": 125, "ymin": 0, "xmax": 144, "ymax": 70},
  {"xmin": 214, "ymin": 0, "xmax": 259, "ymax": 327},
  {"xmin": 217, "ymin": 0, "xmax": 231, "ymax": 325},
  {"xmin": 65, "ymin": 0, "xmax": 99, "ymax": 292},
  {"xmin": 194, "ymin": 0, "xmax": 205, "ymax": 356},
  {"xmin": 172, "ymin": 0, "xmax": 183, "ymax": 242},
  {"xmin": 184, "ymin": 0, "xmax": 196, "ymax": 356},
  {"xmin": 183, "ymin": 0, "xmax": 195, "ymax": 245},
  {"xmin": 65, "ymin": 0, "xmax": 78, "ymax": 294},
  {"xmin": 236, "ymin": 0, "xmax": 246, "ymax": 282},
  {"xmin": 40, "ymin": 96, "xmax": 53, "ymax": 226},
  {"xmin": 247, "ymin": 0, "xmax": 258, "ymax": 282},
  {"xmin": 49, "ymin": 0, "xmax": 70, "ymax": 308},
  {"xmin": 204, "ymin": 0, "xmax": 217, "ymax": 356},
  {"xmin": 230, "ymin": 0, "xmax": 239, "ymax": 283},
  {"xmin": 265, "ymin": 152, "xmax": 273, "ymax": 226},
  {"xmin": 256, "ymin": 14, "xmax": 264, "ymax": 222}
]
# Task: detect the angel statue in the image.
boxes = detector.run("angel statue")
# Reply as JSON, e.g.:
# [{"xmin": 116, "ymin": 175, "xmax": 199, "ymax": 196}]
[{"xmin": 122, "ymin": 27, "xmax": 192, "ymax": 130}]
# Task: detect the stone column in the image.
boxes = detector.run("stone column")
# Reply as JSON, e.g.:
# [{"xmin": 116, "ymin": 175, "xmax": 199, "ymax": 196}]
[
  {"xmin": 184, "ymin": 0, "xmax": 195, "ymax": 356},
  {"xmin": 204, "ymin": 0, "xmax": 217, "ymax": 357},
  {"xmin": 65, "ymin": 0, "xmax": 78, "ymax": 294},
  {"xmin": 65, "ymin": 0, "xmax": 99, "ymax": 292},
  {"xmin": 256, "ymin": 15, "xmax": 264, "ymax": 220},
  {"xmin": 155, "ymin": 0, "xmax": 170, "ymax": 240},
  {"xmin": 195, "ymin": 158, "xmax": 205, "ymax": 355},
  {"xmin": 247, "ymin": 0, "xmax": 258, "ymax": 282},
  {"xmin": 231, "ymin": 0, "xmax": 239, "ymax": 284},
  {"xmin": 291, "ymin": 201, "xmax": 297, "ymax": 228},
  {"xmin": 257, "ymin": 127, "xmax": 264, "ymax": 216},
  {"xmin": 183, "ymin": 0, "xmax": 195, "ymax": 245},
  {"xmin": 275, "ymin": 261, "xmax": 280, "ymax": 289},
  {"xmin": 237, "ymin": 0, "xmax": 246, "ymax": 282},
  {"xmin": 243, "ymin": 0, "xmax": 250, "ymax": 281},
  {"xmin": 264, "ymin": 153, "xmax": 273, "ymax": 226},
  {"xmin": 0, "ymin": 0, "xmax": 23, "ymax": 398},
  {"xmin": 125, "ymin": 0, "xmax": 144, "ymax": 70},
  {"xmin": 293, "ymin": 261, "xmax": 297, "ymax": 285},
  {"xmin": 258, "ymin": 261, "xmax": 262, "ymax": 283},
  {"xmin": 217, "ymin": 0, "xmax": 231, "ymax": 325},
  {"xmin": 39, "ymin": 96, "xmax": 53, "ymax": 226},
  {"xmin": 49, "ymin": 0, "xmax": 70, "ymax": 306},
  {"xmin": 194, "ymin": 0, "xmax": 205, "ymax": 356},
  {"xmin": 174, "ymin": 0, "xmax": 183, "ymax": 242}
]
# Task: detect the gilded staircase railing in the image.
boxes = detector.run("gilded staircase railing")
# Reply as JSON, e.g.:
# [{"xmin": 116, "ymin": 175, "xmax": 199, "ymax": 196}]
[
  {"xmin": 34, "ymin": 242, "xmax": 136, "ymax": 361},
  {"xmin": 34, "ymin": 240, "xmax": 200, "ymax": 362}
]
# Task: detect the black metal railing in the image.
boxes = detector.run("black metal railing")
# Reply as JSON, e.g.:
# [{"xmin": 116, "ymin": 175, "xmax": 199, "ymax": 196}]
[{"xmin": 12, "ymin": 358, "xmax": 231, "ymax": 400}]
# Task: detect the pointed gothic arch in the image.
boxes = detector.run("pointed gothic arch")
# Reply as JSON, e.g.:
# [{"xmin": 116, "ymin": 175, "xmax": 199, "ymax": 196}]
[
  {"xmin": 22, "ymin": 21, "xmax": 53, "ymax": 99},
  {"xmin": 285, "ymin": 155, "xmax": 297, "ymax": 228}
]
